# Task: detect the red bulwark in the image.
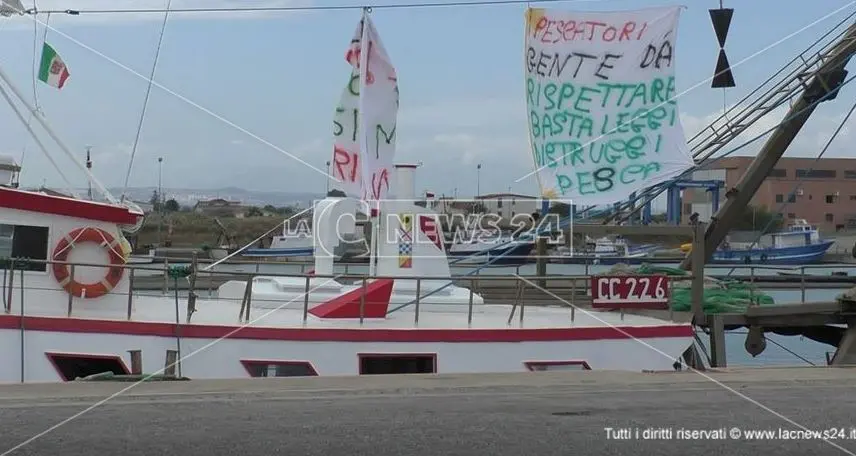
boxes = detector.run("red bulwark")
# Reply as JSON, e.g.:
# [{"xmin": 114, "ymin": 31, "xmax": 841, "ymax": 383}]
[
  {"xmin": 0, "ymin": 187, "xmax": 140, "ymax": 225},
  {"xmin": 308, "ymin": 279, "xmax": 394, "ymax": 319}
]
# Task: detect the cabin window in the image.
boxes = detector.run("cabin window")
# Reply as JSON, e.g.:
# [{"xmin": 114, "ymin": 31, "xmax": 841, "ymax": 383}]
[
  {"xmin": 240, "ymin": 360, "xmax": 318, "ymax": 377},
  {"xmin": 775, "ymin": 194, "xmax": 783, "ymax": 203},
  {"xmin": 826, "ymin": 195, "xmax": 838, "ymax": 204},
  {"xmin": 769, "ymin": 168, "xmax": 787, "ymax": 178},
  {"xmin": 359, "ymin": 353, "xmax": 437, "ymax": 375},
  {"xmin": 45, "ymin": 352, "xmax": 130, "ymax": 381},
  {"xmin": 826, "ymin": 213, "xmax": 834, "ymax": 222},
  {"xmin": 524, "ymin": 361, "xmax": 592, "ymax": 371},
  {"xmin": 787, "ymin": 194, "xmax": 796, "ymax": 203},
  {"xmin": 788, "ymin": 213, "xmax": 796, "ymax": 219},
  {"xmin": 0, "ymin": 223, "xmax": 49, "ymax": 272}
]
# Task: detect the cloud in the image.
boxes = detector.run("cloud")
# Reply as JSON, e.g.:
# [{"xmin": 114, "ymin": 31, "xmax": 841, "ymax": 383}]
[
  {"xmin": 398, "ymin": 97, "xmax": 527, "ymax": 130},
  {"xmin": 0, "ymin": 0, "xmax": 315, "ymax": 27}
]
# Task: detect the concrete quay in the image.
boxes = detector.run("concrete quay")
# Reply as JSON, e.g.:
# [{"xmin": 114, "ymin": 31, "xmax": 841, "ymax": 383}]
[{"xmin": 1, "ymin": 367, "xmax": 855, "ymax": 455}]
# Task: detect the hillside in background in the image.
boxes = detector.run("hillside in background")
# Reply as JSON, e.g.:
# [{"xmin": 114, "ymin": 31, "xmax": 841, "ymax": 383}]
[{"xmin": 73, "ymin": 187, "xmax": 324, "ymax": 209}]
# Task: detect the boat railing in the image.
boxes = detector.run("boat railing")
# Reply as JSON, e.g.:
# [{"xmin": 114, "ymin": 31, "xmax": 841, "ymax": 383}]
[
  {"xmin": 2, "ymin": 256, "xmax": 850, "ymax": 326},
  {"xmin": 0, "ymin": 256, "xmax": 700, "ymax": 327}
]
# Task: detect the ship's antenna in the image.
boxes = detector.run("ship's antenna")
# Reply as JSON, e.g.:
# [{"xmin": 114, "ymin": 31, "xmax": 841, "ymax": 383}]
[{"xmin": 85, "ymin": 145, "xmax": 92, "ymax": 200}]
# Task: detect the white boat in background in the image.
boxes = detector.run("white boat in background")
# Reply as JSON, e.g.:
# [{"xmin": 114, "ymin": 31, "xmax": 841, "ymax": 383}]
[
  {"xmin": 447, "ymin": 230, "xmax": 535, "ymax": 265},
  {"xmin": 551, "ymin": 236, "xmax": 661, "ymax": 265},
  {"xmin": 241, "ymin": 227, "xmax": 367, "ymax": 261},
  {"xmin": 128, "ymin": 249, "xmax": 156, "ymax": 264},
  {"xmin": 0, "ymin": 163, "xmax": 692, "ymax": 383}
]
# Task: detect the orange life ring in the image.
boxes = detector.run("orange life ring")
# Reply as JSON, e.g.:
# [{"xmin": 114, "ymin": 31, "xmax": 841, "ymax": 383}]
[{"xmin": 52, "ymin": 227, "xmax": 125, "ymax": 299}]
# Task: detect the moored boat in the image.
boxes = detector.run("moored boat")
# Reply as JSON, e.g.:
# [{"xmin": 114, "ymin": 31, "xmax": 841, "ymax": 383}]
[
  {"xmin": 446, "ymin": 230, "xmax": 535, "ymax": 265},
  {"xmin": 0, "ymin": 164, "xmax": 692, "ymax": 383},
  {"xmin": 551, "ymin": 236, "xmax": 661, "ymax": 265},
  {"xmin": 711, "ymin": 219, "xmax": 834, "ymax": 265}
]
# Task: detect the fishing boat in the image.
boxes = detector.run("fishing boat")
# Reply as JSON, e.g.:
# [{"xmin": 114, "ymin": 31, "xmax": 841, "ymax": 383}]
[
  {"xmin": 242, "ymin": 233, "xmax": 317, "ymax": 260},
  {"xmin": 711, "ymin": 219, "xmax": 834, "ymax": 265},
  {"xmin": 446, "ymin": 230, "xmax": 535, "ymax": 265},
  {"xmin": 550, "ymin": 236, "xmax": 661, "ymax": 265},
  {"xmin": 0, "ymin": 163, "xmax": 693, "ymax": 383}
]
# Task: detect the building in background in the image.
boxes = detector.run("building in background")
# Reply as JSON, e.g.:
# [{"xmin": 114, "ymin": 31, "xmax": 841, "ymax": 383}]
[
  {"xmin": 682, "ymin": 157, "xmax": 856, "ymax": 230},
  {"xmin": 475, "ymin": 193, "xmax": 539, "ymax": 220},
  {"xmin": 193, "ymin": 198, "xmax": 248, "ymax": 218}
]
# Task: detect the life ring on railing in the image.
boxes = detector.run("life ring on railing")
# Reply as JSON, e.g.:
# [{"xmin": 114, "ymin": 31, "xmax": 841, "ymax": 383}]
[
  {"xmin": 51, "ymin": 227, "xmax": 126, "ymax": 299},
  {"xmin": 760, "ymin": 254, "xmax": 768, "ymax": 263}
]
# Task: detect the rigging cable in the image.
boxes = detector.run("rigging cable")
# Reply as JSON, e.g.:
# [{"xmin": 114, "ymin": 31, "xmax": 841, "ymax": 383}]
[
  {"xmin": 27, "ymin": 0, "xmax": 609, "ymax": 15},
  {"xmin": 120, "ymin": 0, "xmax": 173, "ymax": 203},
  {"xmin": 0, "ymin": 77, "xmax": 81, "ymax": 197},
  {"xmin": 18, "ymin": 7, "xmax": 50, "ymax": 173}
]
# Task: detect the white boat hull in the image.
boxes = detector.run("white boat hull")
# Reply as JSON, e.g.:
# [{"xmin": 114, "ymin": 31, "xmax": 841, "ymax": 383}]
[
  {"xmin": 0, "ymin": 313, "xmax": 692, "ymax": 382},
  {"xmin": 0, "ymin": 167, "xmax": 693, "ymax": 384}
]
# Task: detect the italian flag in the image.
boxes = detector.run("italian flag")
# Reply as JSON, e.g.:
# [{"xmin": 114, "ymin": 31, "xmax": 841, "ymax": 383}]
[{"xmin": 38, "ymin": 43, "xmax": 70, "ymax": 89}]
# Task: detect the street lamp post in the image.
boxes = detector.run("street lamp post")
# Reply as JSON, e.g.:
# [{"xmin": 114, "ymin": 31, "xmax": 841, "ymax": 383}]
[
  {"xmin": 157, "ymin": 157, "xmax": 164, "ymax": 242},
  {"xmin": 325, "ymin": 160, "xmax": 331, "ymax": 194},
  {"xmin": 476, "ymin": 163, "xmax": 482, "ymax": 197},
  {"xmin": 158, "ymin": 157, "xmax": 164, "ymax": 206},
  {"xmin": 85, "ymin": 146, "xmax": 93, "ymax": 200}
]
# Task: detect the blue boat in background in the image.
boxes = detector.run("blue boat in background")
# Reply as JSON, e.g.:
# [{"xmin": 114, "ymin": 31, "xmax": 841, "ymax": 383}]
[{"xmin": 712, "ymin": 219, "xmax": 835, "ymax": 265}]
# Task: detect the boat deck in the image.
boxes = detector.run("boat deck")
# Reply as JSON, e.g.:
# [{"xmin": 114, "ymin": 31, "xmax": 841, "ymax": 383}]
[{"xmin": 19, "ymin": 291, "xmax": 687, "ymax": 332}]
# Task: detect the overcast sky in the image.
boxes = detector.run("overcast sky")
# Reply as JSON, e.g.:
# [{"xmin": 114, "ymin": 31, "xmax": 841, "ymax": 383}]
[{"xmin": 0, "ymin": 0, "xmax": 854, "ymax": 204}]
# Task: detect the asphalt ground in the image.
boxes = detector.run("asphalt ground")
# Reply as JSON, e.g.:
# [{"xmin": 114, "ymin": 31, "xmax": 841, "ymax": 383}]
[{"xmin": 1, "ymin": 367, "xmax": 855, "ymax": 455}]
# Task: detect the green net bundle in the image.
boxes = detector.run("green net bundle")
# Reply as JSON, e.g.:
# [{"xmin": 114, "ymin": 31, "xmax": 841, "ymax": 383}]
[{"xmin": 605, "ymin": 263, "xmax": 776, "ymax": 314}]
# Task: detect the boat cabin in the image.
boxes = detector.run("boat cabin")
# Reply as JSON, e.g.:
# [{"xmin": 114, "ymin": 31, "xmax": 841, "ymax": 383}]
[
  {"xmin": 772, "ymin": 219, "xmax": 822, "ymax": 248},
  {"xmin": 0, "ymin": 175, "xmax": 143, "ymax": 314}
]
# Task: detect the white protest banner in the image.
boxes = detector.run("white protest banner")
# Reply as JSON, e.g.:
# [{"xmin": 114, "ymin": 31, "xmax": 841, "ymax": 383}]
[
  {"xmin": 524, "ymin": 6, "xmax": 694, "ymax": 205},
  {"xmin": 331, "ymin": 13, "xmax": 399, "ymax": 200}
]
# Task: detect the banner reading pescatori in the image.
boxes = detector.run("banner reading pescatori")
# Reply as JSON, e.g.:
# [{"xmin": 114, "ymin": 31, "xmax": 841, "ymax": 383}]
[{"xmin": 524, "ymin": 6, "xmax": 694, "ymax": 204}]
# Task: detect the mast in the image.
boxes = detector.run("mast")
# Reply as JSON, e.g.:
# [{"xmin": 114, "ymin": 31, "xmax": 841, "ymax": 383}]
[{"xmin": 357, "ymin": 7, "xmax": 378, "ymax": 277}]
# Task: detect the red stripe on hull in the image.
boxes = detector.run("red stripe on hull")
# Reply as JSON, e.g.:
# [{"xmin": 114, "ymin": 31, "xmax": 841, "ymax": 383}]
[{"xmin": 0, "ymin": 314, "xmax": 692, "ymax": 342}]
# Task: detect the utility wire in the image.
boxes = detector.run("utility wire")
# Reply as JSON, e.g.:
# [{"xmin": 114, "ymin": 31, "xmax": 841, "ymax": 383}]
[{"xmin": 22, "ymin": 0, "xmax": 604, "ymax": 15}]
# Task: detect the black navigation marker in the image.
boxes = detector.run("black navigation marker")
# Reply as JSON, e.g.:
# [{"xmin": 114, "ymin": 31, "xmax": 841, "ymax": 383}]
[{"xmin": 709, "ymin": 8, "xmax": 735, "ymax": 88}]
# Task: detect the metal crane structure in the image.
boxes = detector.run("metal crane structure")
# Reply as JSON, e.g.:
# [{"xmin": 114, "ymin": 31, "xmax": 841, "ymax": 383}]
[
  {"xmin": 682, "ymin": 22, "xmax": 856, "ymax": 269},
  {"xmin": 597, "ymin": 12, "xmax": 856, "ymax": 235}
]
